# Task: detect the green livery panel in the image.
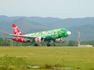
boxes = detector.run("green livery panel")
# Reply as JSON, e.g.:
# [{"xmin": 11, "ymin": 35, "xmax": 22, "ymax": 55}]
[{"xmin": 26, "ymin": 28, "xmax": 70, "ymax": 41}]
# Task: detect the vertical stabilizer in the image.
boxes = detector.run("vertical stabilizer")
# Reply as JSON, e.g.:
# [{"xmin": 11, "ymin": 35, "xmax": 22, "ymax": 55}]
[{"xmin": 12, "ymin": 24, "xmax": 24, "ymax": 35}]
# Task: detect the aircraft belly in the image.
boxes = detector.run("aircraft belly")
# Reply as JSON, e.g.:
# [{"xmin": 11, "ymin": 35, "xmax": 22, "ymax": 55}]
[{"xmin": 44, "ymin": 35, "xmax": 58, "ymax": 41}]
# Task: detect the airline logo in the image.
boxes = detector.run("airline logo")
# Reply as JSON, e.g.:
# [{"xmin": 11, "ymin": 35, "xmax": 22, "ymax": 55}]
[
  {"xmin": 35, "ymin": 37, "xmax": 41, "ymax": 42},
  {"xmin": 12, "ymin": 24, "xmax": 23, "ymax": 35}
]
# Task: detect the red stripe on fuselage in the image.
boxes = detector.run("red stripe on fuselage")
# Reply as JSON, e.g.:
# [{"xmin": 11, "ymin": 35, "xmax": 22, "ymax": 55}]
[{"xmin": 12, "ymin": 37, "xmax": 27, "ymax": 43}]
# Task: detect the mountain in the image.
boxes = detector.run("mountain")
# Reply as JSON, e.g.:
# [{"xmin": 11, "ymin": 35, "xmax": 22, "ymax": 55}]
[
  {"xmin": 0, "ymin": 15, "xmax": 26, "ymax": 22},
  {"xmin": 0, "ymin": 15, "xmax": 62, "ymax": 24},
  {"xmin": 65, "ymin": 24, "xmax": 94, "ymax": 41},
  {"xmin": 43, "ymin": 17, "xmax": 94, "ymax": 29},
  {"xmin": 0, "ymin": 15, "xmax": 94, "ymax": 41},
  {"xmin": 0, "ymin": 17, "xmax": 49, "ymax": 37},
  {"xmin": 26, "ymin": 17, "xmax": 62, "ymax": 24},
  {"xmin": 1, "ymin": 15, "xmax": 94, "ymax": 28}
]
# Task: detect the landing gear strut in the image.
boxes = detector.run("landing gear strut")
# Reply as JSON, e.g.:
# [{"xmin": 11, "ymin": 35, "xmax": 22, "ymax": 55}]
[
  {"xmin": 34, "ymin": 43, "xmax": 38, "ymax": 46},
  {"xmin": 46, "ymin": 41, "xmax": 51, "ymax": 46},
  {"xmin": 47, "ymin": 43, "xmax": 50, "ymax": 46}
]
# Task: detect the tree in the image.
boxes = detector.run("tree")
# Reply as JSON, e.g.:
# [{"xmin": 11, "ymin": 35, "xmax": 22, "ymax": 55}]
[{"xmin": 68, "ymin": 40, "xmax": 78, "ymax": 46}]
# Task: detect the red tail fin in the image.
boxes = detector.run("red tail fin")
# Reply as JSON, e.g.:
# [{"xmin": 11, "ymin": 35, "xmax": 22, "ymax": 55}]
[{"xmin": 12, "ymin": 24, "xmax": 24, "ymax": 35}]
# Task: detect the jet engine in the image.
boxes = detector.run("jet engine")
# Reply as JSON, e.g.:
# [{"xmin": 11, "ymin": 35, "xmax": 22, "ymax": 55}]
[
  {"xmin": 35, "ymin": 37, "xmax": 44, "ymax": 42},
  {"xmin": 55, "ymin": 38, "xmax": 64, "ymax": 43}
]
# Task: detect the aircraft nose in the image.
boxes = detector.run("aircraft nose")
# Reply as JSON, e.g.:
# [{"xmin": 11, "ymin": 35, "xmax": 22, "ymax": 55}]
[{"xmin": 67, "ymin": 31, "xmax": 71, "ymax": 35}]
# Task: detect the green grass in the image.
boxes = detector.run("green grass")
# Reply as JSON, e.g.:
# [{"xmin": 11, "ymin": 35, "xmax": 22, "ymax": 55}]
[{"xmin": 0, "ymin": 46, "xmax": 94, "ymax": 70}]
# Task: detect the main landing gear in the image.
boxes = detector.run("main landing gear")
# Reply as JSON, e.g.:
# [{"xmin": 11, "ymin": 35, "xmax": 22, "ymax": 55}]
[
  {"xmin": 33, "ymin": 42, "xmax": 51, "ymax": 46},
  {"xmin": 47, "ymin": 43, "xmax": 50, "ymax": 46},
  {"xmin": 34, "ymin": 43, "xmax": 38, "ymax": 46}
]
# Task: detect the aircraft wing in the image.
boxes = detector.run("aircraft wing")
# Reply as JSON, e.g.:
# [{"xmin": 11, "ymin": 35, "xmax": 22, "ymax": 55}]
[{"xmin": 4, "ymin": 34, "xmax": 41, "ymax": 39}]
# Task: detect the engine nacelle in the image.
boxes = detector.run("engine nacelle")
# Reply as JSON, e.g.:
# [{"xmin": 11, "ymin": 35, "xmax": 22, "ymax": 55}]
[
  {"xmin": 55, "ymin": 38, "xmax": 64, "ymax": 43},
  {"xmin": 35, "ymin": 37, "xmax": 44, "ymax": 42}
]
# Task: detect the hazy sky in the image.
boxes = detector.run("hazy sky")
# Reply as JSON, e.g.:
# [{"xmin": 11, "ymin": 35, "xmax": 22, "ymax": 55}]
[{"xmin": 0, "ymin": 0, "xmax": 94, "ymax": 19}]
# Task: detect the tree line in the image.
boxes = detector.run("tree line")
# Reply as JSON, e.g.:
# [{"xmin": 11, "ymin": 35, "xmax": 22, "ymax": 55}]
[{"xmin": 0, "ymin": 37, "xmax": 94, "ymax": 46}]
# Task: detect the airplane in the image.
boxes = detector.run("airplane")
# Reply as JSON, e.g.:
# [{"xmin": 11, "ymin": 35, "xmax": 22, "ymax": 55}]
[{"xmin": 4, "ymin": 24, "xmax": 71, "ymax": 46}]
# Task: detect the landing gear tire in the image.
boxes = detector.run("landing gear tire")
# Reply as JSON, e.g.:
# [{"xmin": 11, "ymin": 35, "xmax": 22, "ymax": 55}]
[
  {"xmin": 34, "ymin": 43, "xmax": 38, "ymax": 46},
  {"xmin": 47, "ymin": 44, "xmax": 50, "ymax": 46}
]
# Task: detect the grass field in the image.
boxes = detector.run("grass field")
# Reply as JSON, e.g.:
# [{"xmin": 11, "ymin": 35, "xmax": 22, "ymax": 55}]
[{"xmin": 0, "ymin": 46, "xmax": 94, "ymax": 70}]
